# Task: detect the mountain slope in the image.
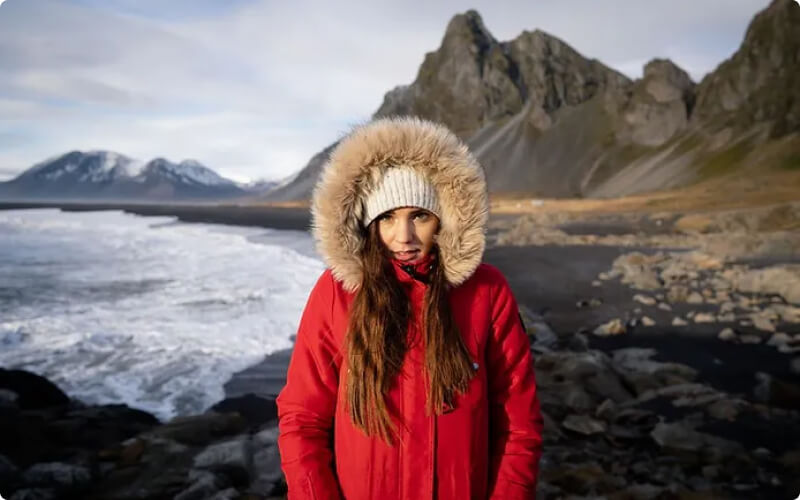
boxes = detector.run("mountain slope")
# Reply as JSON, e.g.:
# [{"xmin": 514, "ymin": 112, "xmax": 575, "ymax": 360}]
[{"xmin": 269, "ymin": 0, "xmax": 799, "ymax": 202}]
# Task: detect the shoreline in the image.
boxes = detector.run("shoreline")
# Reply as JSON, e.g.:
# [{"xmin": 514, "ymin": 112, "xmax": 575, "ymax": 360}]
[
  {"xmin": 0, "ymin": 200, "xmax": 311, "ymax": 231},
  {"xmin": 4, "ymin": 200, "xmax": 799, "ymax": 407}
]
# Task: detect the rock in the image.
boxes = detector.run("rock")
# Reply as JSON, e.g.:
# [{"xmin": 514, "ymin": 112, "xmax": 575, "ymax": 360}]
[
  {"xmin": 207, "ymin": 394, "xmax": 278, "ymax": 428},
  {"xmin": 750, "ymin": 313, "xmax": 776, "ymax": 332},
  {"xmin": 593, "ymin": 318, "xmax": 626, "ymax": 336},
  {"xmin": 778, "ymin": 344, "xmax": 800, "ymax": 354},
  {"xmin": 595, "ymin": 399, "xmax": 617, "ymax": 420},
  {"xmin": 667, "ymin": 286, "xmax": 690, "ymax": 303},
  {"xmin": 657, "ymin": 302, "xmax": 672, "ymax": 311},
  {"xmin": 0, "ymin": 369, "xmax": 70, "ymax": 410},
  {"xmin": 694, "ymin": 312, "xmax": 716, "ymax": 323},
  {"xmin": 611, "ymin": 483, "xmax": 667, "ymax": 499},
  {"xmin": 650, "ymin": 422, "xmax": 743, "ymax": 459},
  {"xmin": 174, "ymin": 470, "xmax": 226, "ymax": 500},
  {"xmin": 612, "ymin": 252, "xmax": 664, "ymax": 290},
  {"xmin": 720, "ymin": 301, "xmax": 736, "ymax": 314},
  {"xmin": 562, "ymin": 414, "xmax": 606, "ymax": 435},
  {"xmin": 563, "ymin": 387, "xmax": 596, "ymax": 412},
  {"xmin": 706, "ymin": 398, "xmax": 745, "ymax": 421},
  {"xmin": 207, "ymin": 488, "xmax": 241, "ymax": 500},
  {"xmin": 633, "ymin": 294, "xmax": 657, "ymax": 306},
  {"xmin": 717, "ymin": 312, "xmax": 736, "ymax": 323},
  {"xmin": 9, "ymin": 489, "xmax": 58, "ymax": 500},
  {"xmin": 253, "ymin": 427, "xmax": 279, "ymax": 448},
  {"xmin": 650, "ymin": 422, "xmax": 702, "ymax": 452},
  {"xmin": 641, "ymin": 316, "xmax": 656, "ymax": 327},
  {"xmin": 648, "ymin": 383, "xmax": 724, "ymax": 408},
  {"xmin": 591, "ymin": 280, "xmax": 602, "ymax": 287},
  {"xmin": 612, "ymin": 348, "xmax": 697, "ymax": 395},
  {"xmin": 733, "ymin": 265, "xmax": 800, "ymax": 305},
  {"xmin": 701, "ymin": 465, "xmax": 720, "ymax": 479},
  {"xmin": 672, "ymin": 317, "xmax": 688, "ymax": 326},
  {"xmin": 753, "ymin": 372, "xmax": 800, "ymax": 410},
  {"xmin": 791, "ymin": 358, "xmax": 800, "ymax": 375},
  {"xmin": 674, "ymin": 214, "xmax": 716, "ymax": 234},
  {"xmin": 768, "ymin": 304, "xmax": 800, "ymax": 323},
  {"xmin": 767, "ymin": 332, "xmax": 791, "ymax": 346},
  {"xmin": 538, "ymin": 350, "xmax": 633, "ymax": 404},
  {"xmin": 0, "ymin": 453, "xmax": 20, "ymax": 487},
  {"xmin": 717, "ymin": 328, "xmax": 736, "ymax": 342},
  {"xmin": 193, "ymin": 437, "xmax": 248, "ymax": 473},
  {"xmin": 739, "ymin": 334, "xmax": 762, "ymax": 344},
  {"xmin": 251, "ymin": 445, "xmax": 283, "ymax": 493},
  {"xmin": 519, "ymin": 305, "xmax": 559, "ymax": 353},
  {"xmin": 148, "ymin": 413, "xmax": 247, "ymax": 446},
  {"xmin": 687, "ymin": 292, "xmax": 705, "ymax": 304},
  {"xmin": 22, "ymin": 462, "xmax": 91, "ymax": 488},
  {"xmin": 0, "ymin": 388, "xmax": 19, "ymax": 407}
]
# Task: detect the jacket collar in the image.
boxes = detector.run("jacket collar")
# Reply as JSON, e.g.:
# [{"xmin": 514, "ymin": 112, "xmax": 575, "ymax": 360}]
[{"xmin": 390, "ymin": 253, "xmax": 436, "ymax": 284}]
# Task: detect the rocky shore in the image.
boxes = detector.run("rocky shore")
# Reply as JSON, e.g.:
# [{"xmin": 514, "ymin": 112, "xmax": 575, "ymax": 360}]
[{"xmin": 2, "ymin": 201, "xmax": 799, "ymax": 499}]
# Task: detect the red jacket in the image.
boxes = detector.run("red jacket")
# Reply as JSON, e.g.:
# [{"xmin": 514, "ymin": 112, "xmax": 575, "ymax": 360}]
[{"xmin": 277, "ymin": 258, "xmax": 543, "ymax": 499}]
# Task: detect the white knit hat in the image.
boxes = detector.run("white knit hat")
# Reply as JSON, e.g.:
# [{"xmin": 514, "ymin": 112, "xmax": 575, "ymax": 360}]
[{"xmin": 362, "ymin": 167, "xmax": 440, "ymax": 226}]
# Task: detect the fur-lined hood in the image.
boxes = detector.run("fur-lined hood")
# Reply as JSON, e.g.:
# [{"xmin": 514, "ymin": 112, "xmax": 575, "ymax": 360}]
[{"xmin": 311, "ymin": 117, "xmax": 489, "ymax": 292}]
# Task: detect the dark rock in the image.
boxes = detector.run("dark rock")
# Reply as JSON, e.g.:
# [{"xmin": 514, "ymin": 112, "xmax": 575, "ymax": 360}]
[
  {"xmin": 0, "ymin": 369, "xmax": 69, "ymax": 410},
  {"xmin": 174, "ymin": 470, "xmax": 227, "ymax": 500},
  {"xmin": 0, "ymin": 452, "xmax": 20, "ymax": 479},
  {"xmin": 250, "ymin": 445, "xmax": 283, "ymax": 495},
  {"xmin": 562, "ymin": 414, "xmax": 606, "ymax": 435},
  {"xmin": 8, "ymin": 489, "xmax": 58, "ymax": 500},
  {"xmin": 147, "ymin": 413, "xmax": 247, "ymax": 446},
  {"xmin": 192, "ymin": 437, "xmax": 249, "ymax": 485},
  {"xmin": 21, "ymin": 462, "xmax": 91, "ymax": 489},
  {"xmin": 0, "ymin": 401, "xmax": 158, "ymax": 469},
  {"xmin": 208, "ymin": 394, "xmax": 277, "ymax": 428},
  {"xmin": 753, "ymin": 372, "xmax": 800, "ymax": 410}
]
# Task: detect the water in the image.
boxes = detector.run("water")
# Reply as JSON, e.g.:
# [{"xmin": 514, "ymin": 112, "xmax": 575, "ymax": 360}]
[{"xmin": 0, "ymin": 208, "xmax": 324, "ymax": 420}]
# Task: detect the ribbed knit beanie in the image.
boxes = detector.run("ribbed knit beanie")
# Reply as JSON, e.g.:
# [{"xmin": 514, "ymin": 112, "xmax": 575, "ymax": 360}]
[{"xmin": 362, "ymin": 167, "xmax": 441, "ymax": 226}]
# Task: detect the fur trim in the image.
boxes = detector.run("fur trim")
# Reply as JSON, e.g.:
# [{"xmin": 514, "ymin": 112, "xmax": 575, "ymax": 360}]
[{"xmin": 312, "ymin": 117, "xmax": 488, "ymax": 292}]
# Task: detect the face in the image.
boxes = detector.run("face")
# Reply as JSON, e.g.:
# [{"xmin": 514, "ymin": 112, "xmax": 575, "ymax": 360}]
[{"xmin": 375, "ymin": 207, "xmax": 439, "ymax": 263}]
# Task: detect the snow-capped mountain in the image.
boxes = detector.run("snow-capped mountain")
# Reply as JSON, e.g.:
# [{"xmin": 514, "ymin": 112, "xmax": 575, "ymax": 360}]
[
  {"xmin": 239, "ymin": 178, "xmax": 279, "ymax": 195},
  {"xmin": 0, "ymin": 151, "xmax": 248, "ymax": 201}
]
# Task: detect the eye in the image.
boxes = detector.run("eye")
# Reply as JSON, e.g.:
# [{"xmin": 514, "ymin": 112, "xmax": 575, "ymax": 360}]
[
  {"xmin": 377, "ymin": 212, "xmax": 394, "ymax": 222},
  {"xmin": 413, "ymin": 211, "xmax": 430, "ymax": 221}
]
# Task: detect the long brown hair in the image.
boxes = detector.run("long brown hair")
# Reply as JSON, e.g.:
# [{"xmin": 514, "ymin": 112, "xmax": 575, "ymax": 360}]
[{"xmin": 345, "ymin": 221, "xmax": 475, "ymax": 444}]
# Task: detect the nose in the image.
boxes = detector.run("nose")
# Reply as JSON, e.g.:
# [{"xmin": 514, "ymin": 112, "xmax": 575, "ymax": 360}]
[{"xmin": 396, "ymin": 217, "xmax": 414, "ymax": 243}]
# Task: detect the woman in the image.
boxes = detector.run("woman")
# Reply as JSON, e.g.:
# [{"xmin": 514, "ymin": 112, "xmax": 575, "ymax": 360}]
[{"xmin": 277, "ymin": 117, "xmax": 543, "ymax": 499}]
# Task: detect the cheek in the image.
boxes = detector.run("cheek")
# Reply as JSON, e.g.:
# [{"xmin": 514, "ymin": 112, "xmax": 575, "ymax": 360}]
[
  {"xmin": 420, "ymin": 225, "xmax": 438, "ymax": 249},
  {"xmin": 378, "ymin": 223, "xmax": 393, "ymax": 246}
]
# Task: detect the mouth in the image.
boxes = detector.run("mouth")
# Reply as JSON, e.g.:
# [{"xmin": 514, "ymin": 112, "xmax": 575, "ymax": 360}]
[{"xmin": 393, "ymin": 249, "xmax": 420, "ymax": 262}]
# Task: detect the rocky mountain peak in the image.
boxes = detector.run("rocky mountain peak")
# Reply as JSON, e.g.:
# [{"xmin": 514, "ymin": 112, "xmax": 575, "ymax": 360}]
[
  {"xmin": 691, "ymin": 0, "xmax": 800, "ymax": 135},
  {"xmin": 643, "ymin": 58, "xmax": 694, "ymax": 92},
  {"xmin": 441, "ymin": 9, "xmax": 496, "ymax": 50}
]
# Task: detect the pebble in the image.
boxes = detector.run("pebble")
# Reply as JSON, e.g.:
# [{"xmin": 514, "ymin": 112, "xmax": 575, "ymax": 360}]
[{"xmin": 718, "ymin": 328, "xmax": 736, "ymax": 342}]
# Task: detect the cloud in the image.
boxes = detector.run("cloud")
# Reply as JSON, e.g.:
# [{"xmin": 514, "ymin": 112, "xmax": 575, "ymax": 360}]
[{"xmin": 0, "ymin": 0, "xmax": 773, "ymax": 182}]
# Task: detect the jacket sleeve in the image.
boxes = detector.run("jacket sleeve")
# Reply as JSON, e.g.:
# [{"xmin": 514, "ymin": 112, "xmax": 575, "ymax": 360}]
[
  {"xmin": 486, "ymin": 272, "xmax": 544, "ymax": 499},
  {"xmin": 277, "ymin": 270, "xmax": 343, "ymax": 500}
]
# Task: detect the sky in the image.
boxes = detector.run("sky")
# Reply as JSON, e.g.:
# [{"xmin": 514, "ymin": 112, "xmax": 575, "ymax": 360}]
[{"xmin": 0, "ymin": 0, "xmax": 774, "ymax": 183}]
